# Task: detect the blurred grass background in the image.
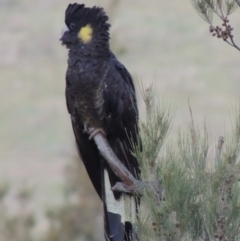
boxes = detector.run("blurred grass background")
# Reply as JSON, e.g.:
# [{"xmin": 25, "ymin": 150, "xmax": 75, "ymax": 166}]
[{"xmin": 0, "ymin": 0, "xmax": 239, "ymax": 240}]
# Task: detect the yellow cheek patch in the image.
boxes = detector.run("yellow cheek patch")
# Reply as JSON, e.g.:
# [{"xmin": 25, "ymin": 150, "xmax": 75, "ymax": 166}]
[{"xmin": 78, "ymin": 24, "xmax": 93, "ymax": 43}]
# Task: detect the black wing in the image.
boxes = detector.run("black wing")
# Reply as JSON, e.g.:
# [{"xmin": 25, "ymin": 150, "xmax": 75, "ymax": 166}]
[
  {"xmin": 102, "ymin": 56, "xmax": 141, "ymax": 241},
  {"xmin": 103, "ymin": 55, "xmax": 140, "ymax": 181}
]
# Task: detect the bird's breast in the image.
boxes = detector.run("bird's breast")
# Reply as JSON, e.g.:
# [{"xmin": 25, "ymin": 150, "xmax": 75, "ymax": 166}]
[{"xmin": 68, "ymin": 67, "xmax": 107, "ymax": 128}]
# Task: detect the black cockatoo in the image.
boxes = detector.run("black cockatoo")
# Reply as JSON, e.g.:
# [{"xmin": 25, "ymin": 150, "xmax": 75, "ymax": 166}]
[{"xmin": 60, "ymin": 3, "xmax": 140, "ymax": 241}]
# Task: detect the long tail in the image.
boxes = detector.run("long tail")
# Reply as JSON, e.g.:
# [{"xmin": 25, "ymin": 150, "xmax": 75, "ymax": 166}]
[{"xmin": 102, "ymin": 169, "xmax": 138, "ymax": 241}]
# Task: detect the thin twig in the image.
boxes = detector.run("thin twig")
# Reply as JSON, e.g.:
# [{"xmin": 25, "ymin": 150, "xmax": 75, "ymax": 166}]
[
  {"xmin": 228, "ymin": 35, "xmax": 240, "ymax": 51},
  {"xmin": 215, "ymin": 136, "xmax": 224, "ymax": 168},
  {"xmin": 188, "ymin": 97, "xmax": 197, "ymax": 147}
]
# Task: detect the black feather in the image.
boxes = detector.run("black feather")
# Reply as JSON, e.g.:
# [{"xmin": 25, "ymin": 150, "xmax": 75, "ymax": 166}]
[{"xmin": 65, "ymin": 3, "xmax": 110, "ymax": 32}]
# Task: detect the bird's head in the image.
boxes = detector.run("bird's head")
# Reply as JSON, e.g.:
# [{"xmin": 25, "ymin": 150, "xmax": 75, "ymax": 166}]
[{"xmin": 60, "ymin": 3, "xmax": 110, "ymax": 51}]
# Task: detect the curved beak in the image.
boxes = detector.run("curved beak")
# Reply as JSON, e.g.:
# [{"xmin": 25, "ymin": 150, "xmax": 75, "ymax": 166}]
[
  {"xmin": 60, "ymin": 24, "xmax": 75, "ymax": 46},
  {"xmin": 61, "ymin": 25, "xmax": 70, "ymax": 38}
]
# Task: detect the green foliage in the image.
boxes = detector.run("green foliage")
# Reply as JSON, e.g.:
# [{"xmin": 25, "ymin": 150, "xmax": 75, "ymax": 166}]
[
  {"xmin": 136, "ymin": 86, "xmax": 240, "ymax": 241},
  {"xmin": 190, "ymin": 0, "xmax": 240, "ymax": 51},
  {"xmin": 190, "ymin": 0, "xmax": 238, "ymax": 23}
]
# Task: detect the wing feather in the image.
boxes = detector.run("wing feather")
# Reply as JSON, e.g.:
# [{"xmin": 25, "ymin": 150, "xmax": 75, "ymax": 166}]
[{"xmin": 103, "ymin": 56, "xmax": 140, "ymax": 180}]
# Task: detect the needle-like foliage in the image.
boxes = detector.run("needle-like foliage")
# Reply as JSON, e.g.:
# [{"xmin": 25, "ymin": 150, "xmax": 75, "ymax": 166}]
[
  {"xmin": 191, "ymin": 0, "xmax": 238, "ymax": 22},
  {"xmin": 190, "ymin": 0, "xmax": 240, "ymax": 51},
  {"xmin": 135, "ymin": 86, "xmax": 240, "ymax": 241}
]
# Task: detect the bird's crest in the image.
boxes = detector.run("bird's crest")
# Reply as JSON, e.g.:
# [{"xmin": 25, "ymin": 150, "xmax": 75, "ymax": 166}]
[{"xmin": 65, "ymin": 3, "xmax": 110, "ymax": 44}]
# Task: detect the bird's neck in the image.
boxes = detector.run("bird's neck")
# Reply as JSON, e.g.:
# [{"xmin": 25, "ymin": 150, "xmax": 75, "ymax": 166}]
[{"xmin": 69, "ymin": 38, "xmax": 111, "ymax": 60}]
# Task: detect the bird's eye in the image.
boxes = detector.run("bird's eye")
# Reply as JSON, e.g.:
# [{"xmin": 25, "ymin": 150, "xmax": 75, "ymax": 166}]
[{"xmin": 70, "ymin": 23, "xmax": 75, "ymax": 30}]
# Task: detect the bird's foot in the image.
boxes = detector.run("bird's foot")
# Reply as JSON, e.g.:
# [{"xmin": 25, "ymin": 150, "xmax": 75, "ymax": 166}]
[
  {"xmin": 88, "ymin": 127, "xmax": 106, "ymax": 140},
  {"xmin": 111, "ymin": 181, "xmax": 146, "ymax": 196}
]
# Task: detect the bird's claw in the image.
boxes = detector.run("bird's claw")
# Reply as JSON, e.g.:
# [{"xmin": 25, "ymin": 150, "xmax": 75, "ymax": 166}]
[
  {"xmin": 111, "ymin": 181, "xmax": 144, "ymax": 195},
  {"xmin": 88, "ymin": 127, "xmax": 106, "ymax": 140}
]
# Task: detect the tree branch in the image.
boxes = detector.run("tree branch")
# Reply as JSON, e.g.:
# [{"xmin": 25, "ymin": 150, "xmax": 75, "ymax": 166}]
[{"xmin": 87, "ymin": 127, "xmax": 144, "ymax": 195}]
